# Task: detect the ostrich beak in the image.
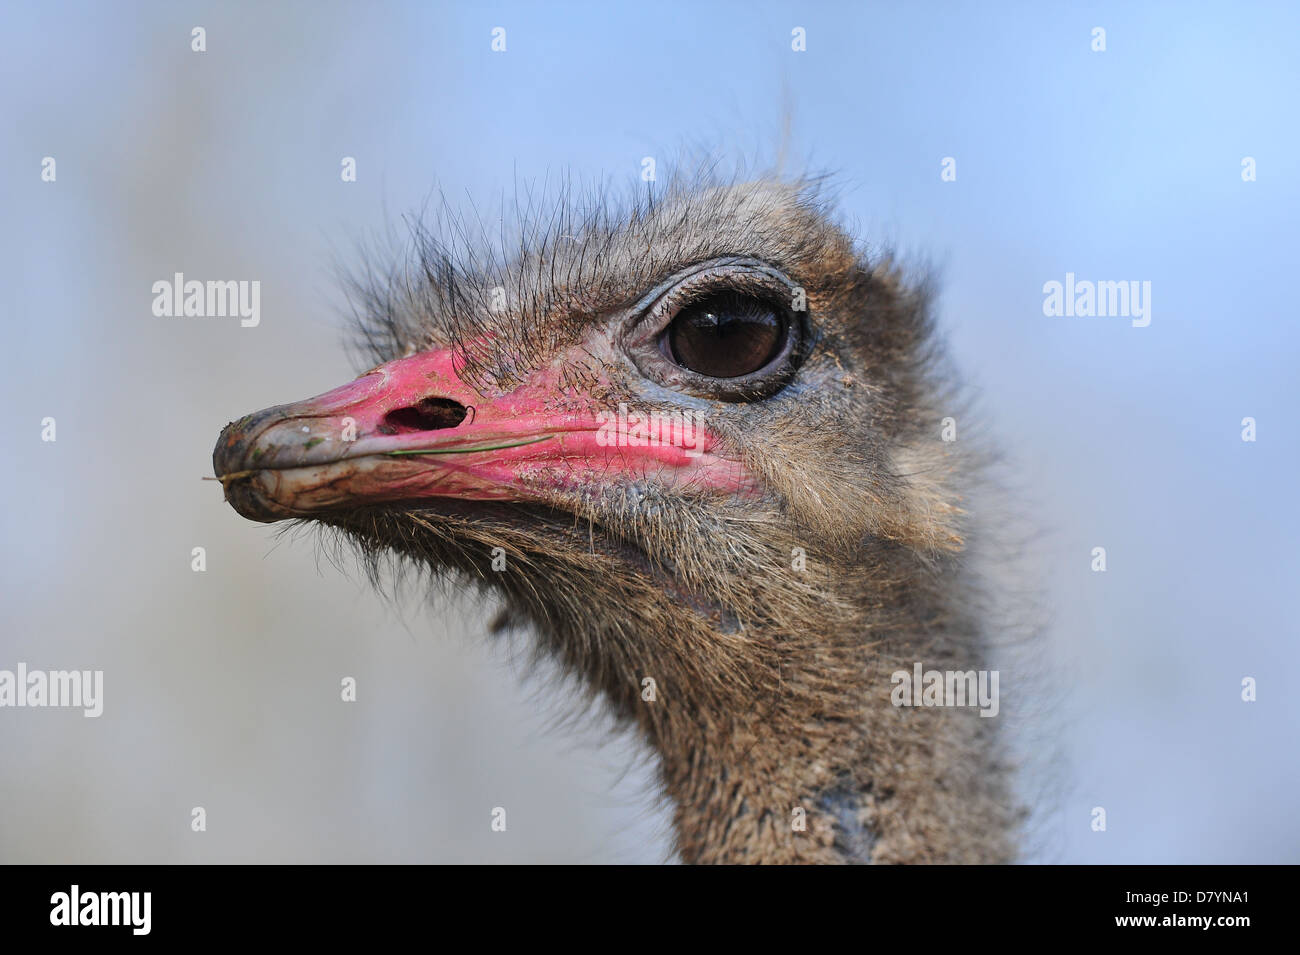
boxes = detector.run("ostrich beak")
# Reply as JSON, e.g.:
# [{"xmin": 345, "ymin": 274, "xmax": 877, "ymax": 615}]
[{"xmin": 214, "ymin": 347, "xmax": 747, "ymax": 522}]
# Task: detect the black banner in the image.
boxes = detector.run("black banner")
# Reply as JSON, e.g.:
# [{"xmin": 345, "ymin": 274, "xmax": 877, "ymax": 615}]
[{"xmin": 2, "ymin": 865, "xmax": 1278, "ymax": 941}]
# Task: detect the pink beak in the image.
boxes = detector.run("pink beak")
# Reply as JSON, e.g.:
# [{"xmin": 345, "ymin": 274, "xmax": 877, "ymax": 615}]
[{"xmin": 214, "ymin": 347, "xmax": 749, "ymax": 522}]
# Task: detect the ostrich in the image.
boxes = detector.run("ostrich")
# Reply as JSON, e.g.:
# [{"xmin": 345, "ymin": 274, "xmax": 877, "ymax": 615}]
[{"xmin": 213, "ymin": 174, "xmax": 1022, "ymax": 864}]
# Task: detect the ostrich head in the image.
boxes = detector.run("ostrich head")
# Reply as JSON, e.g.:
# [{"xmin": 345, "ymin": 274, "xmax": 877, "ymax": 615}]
[{"xmin": 214, "ymin": 175, "xmax": 1019, "ymax": 863}]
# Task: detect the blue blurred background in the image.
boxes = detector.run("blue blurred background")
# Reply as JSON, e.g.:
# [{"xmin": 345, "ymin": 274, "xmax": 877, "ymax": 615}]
[{"xmin": 1, "ymin": 0, "xmax": 1296, "ymax": 862}]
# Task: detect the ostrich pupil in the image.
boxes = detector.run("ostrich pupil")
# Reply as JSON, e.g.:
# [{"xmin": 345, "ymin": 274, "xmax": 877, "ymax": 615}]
[{"xmin": 667, "ymin": 293, "xmax": 784, "ymax": 379}]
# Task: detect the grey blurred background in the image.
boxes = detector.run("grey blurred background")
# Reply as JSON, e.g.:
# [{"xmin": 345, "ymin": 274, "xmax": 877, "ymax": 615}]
[{"xmin": 1, "ymin": 1, "xmax": 1296, "ymax": 863}]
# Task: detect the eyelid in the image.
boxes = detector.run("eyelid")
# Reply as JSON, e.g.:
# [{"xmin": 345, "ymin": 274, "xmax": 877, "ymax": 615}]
[{"xmin": 626, "ymin": 259, "xmax": 800, "ymax": 347}]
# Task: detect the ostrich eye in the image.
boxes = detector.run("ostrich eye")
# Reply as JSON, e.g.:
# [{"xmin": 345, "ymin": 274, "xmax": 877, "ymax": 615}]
[
  {"xmin": 665, "ymin": 292, "xmax": 787, "ymax": 379},
  {"xmin": 625, "ymin": 259, "xmax": 808, "ymax": 402}
]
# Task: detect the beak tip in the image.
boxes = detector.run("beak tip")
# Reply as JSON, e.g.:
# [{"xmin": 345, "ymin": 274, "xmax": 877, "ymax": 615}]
[{"xmin": 220, "ymin": 472, "xmax": 294, "ymax": 523}]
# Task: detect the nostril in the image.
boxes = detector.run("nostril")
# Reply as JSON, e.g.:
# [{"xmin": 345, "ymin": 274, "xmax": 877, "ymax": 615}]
[{"xmin": 380, "ymin": 397, "xmax": 469, "ymax": 434}]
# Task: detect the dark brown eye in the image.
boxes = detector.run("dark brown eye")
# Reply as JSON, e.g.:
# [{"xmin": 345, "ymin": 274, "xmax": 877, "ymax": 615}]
[{"xmin": 666, "ymin": 292, "xmax": 786, "ymax": 379}]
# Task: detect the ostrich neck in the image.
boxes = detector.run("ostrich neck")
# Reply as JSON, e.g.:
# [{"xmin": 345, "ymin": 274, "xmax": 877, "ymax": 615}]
[{"xmin": 647, "ymin": 613, "xmax": 1017, "ymax": 865}]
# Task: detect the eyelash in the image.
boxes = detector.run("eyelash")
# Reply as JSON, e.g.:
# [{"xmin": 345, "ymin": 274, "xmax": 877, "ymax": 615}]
[{"xmin": 632, "ymin": 260, "xmax": 800, "ymax": 341}]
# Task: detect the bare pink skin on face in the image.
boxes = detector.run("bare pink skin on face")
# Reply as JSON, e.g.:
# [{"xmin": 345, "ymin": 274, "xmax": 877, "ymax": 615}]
[{"xmin": 214, "ymin": 344, "xmax": 754, "ymax": 522}]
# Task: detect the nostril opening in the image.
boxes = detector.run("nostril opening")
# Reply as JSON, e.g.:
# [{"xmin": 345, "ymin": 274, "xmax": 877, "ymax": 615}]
[{"xmin": 381, "ymin": 397, "xmax": 469, "ymax": 434}]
